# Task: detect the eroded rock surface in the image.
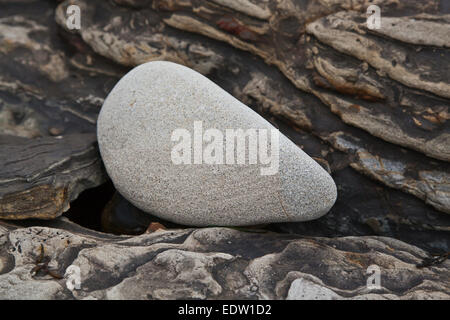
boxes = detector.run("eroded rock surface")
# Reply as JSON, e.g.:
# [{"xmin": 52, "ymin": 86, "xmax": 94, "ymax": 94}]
[{"xmin": 0, "ymin": 222, "xmax": 448, "ymax": 300}]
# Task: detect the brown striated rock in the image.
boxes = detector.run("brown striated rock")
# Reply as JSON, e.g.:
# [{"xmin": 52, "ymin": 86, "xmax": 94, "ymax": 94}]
[
  {"xmin": 306, "ymin": 11, "xmax": 450, "ymax": 161},
  {"xmin": 0, "ymin": 2, "xmax": 127, "ymax": 139},
  {"xmin": 328, "ymin": 132, "xmax": 450, "ymax": 214},
  {"xmin": 0, "ymin": 134, "xmax": 105, "ymax": 219},
  {"xmin": 0, "ymin": 223, "xmax": 448, "ymax": 299}
]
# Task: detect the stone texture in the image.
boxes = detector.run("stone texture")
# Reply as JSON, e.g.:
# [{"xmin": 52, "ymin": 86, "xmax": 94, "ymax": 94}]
[
  {"xmin": 0, "ymin": 134, "xmax": 105, "ymax": 219},
  {"xmin": 0, "ymin": 0, "xmax": 447, "ymax": 251},
  {"xmin": 97, "ymin": 61, "xmax": 337, "ymax": 226},
  {"xmin": 0, "ymin": 221, "xmax": 448, "ymax": 300}
]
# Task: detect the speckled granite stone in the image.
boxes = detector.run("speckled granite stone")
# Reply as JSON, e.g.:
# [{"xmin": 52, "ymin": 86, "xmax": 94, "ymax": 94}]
[{"xmin": 97, "ymin": 61, "xmax": 337, "ymax": 226}]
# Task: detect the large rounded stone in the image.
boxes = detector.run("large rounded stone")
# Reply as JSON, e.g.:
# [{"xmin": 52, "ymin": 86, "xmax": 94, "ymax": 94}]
[{"xmin": 97, "ymin": 61, "xmax": 337, "ymax": 226}]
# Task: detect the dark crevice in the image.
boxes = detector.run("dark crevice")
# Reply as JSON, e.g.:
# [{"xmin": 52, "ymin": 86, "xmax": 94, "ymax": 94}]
[
  {"xmin": 64, "ymin": 181, "xmax": 115, "ymax": 232},
  {"xmin": 63, "ymin": 180, "xmax": 185, "ymax": 235}
]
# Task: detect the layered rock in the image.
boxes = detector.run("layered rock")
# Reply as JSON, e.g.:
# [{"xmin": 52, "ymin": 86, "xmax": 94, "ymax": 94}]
[
  {"xmin": 0, "ymin": 1, "xmax": 127, "ymax": 219},
  {"xmin": 0, "ymin": 221, "xmax": 448, "ymax": 299},
  {"xmin": 0, "ymin": 134, "xmax": 104, "ymax": 219}
]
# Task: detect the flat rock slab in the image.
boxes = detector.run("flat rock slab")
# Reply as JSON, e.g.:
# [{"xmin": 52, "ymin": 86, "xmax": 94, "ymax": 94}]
[
  {"xmin": 97, "ymin": 61, "xmax": 337, "ymax": 226},
  {"xmin": 0, "ymin": 134, "xmax": 105, "ymax": 219}
]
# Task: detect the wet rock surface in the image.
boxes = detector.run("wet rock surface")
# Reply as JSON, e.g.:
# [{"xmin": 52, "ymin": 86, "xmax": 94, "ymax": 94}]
[{"xmin": 0, "ymin": 0, "xmax": 449, "ymax": 299}]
